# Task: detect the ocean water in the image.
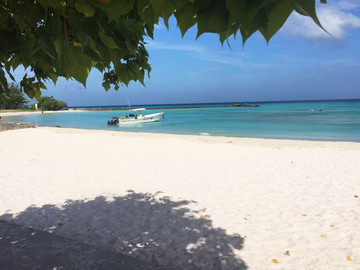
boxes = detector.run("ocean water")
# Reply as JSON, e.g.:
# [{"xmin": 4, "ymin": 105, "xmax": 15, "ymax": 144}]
[{"xmin": 5, "ymin": 100, "xmax": 360, "ymax": 142}]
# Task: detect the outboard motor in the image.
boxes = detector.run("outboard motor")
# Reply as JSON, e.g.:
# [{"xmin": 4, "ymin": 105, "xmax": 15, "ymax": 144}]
[{"xmin": 107, "ymin": 117, "xmax": 119, "ymax": 125}]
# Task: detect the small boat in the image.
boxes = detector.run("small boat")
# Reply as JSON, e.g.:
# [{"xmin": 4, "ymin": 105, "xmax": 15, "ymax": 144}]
[{"xmin": 107, "ymin": 108, "xmax": 164, "ymax": 125}]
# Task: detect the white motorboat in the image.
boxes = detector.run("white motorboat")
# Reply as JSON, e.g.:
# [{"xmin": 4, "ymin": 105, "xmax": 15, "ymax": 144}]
[{"xmin": 107, "ymin": 108, "xmax": 164, "ymax": 125}]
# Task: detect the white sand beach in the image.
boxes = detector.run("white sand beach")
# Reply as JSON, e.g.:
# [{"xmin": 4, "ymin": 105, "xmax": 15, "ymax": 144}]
[
  {"xmin": 0, "ymin": 127, "xmax": 359, "ymax": 269},
  {"xmin": 0, "ymin": 109, "xmax": 84, "ymax": 117}
]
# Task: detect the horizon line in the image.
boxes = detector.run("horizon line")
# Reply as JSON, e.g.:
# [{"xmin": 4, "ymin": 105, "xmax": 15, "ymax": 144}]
[{"xmin": 68, "ymin": 98, "xmax": 360, "ymax": 108}]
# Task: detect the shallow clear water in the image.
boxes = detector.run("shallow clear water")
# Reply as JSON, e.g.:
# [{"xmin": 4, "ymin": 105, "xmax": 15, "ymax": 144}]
[{"xmin": 5, "ymin": 100, "xmax": 360, "ymax": 142}]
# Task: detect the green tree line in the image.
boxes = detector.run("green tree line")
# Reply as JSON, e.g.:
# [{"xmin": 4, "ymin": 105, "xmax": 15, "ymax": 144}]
[
  {"xmin": 0, "ymin": 83, "xmax": 67, "ymax": 110},
  {"xmin": 36, "ymin": 96, "xmax": 68, "ymax": 111},
  {"xmin": 0, "ymin": 83, "xmax": 28, "ymax": 109}
]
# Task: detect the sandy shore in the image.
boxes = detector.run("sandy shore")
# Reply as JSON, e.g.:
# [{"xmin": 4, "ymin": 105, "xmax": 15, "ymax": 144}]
[
  {"xmin": 0, "ymin": 127, "xmax": 359, "ymax": 269},
  {"xmin": 0, "ymin": 109, "xmax": 84, "ymax": 117}
]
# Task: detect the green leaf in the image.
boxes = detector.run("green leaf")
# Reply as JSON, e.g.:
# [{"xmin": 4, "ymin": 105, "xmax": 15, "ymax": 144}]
[
  {"xmin": 38, "ymin": 81, "xmax": 47, "ymax": 90},
  {"xmin": 218, "ymin": 16, "xmax": 239, "ymax": 45},
  {"xmin": 145, "ymin": 24, "xmax": 155, "ymax": 39},
  {"xmin": 99, "ymin": 32, "xmax": 120, "ymax": 49},
  {"xmin": 19, "ymin": 40, "xmax": 34, "ymax": 68},
  {"xmin": 288, "ymin": 0, "xmax": 325, "ymax": 30},
  {"xmin": 137, "ymin": 0, "xmax": 157, "ymax": 26},
  {"xmin": 83, "ymin": 17, "xmax": 99, "ymax": 42},
  {"xmin": 240, "ymin": 8, "xmax": 268, "ymax": 44},
  {"xmin": 21, "ymin": 74, "xmax": 35, "ymax": 99},
  {"xmin": 174, "ymin": 5, "xmax": 196, "ymax": 37},
  {"xmin": 60, "ymin": 47, "xmax": 91, "ymax": 86},
  {"xmin": 150, "ymin": 0, "xmax": 175, "ymax": 28},
  {"xmin": 0, "ymin": 69, "xmax": 10, "ymax": 95},
  {"xmin": 48, "ymin": 12, "xmax": 63, "ymax": 43},
  {"xmin": 127, "ymin": 61, "xmax": 139, "ymax": 78},
  {"xmin": 4, "ymin": 63, "xmax": 15, "ymax": 81},
  {"xmin": 115, "ymin": 63, "xmax": 130, "ymax": 86},
  {"xmin": 38, "ymin": 34, "xmax": 58, "ymax": 59},
  {"xmin": 106, "ymin": 0, "xmax": 135, "ymax": 22},
  {"xmin": 138, "ymin": 69, "xmax": 145, "ymax": 86},
  {"xmin": 49, "ymin": 73, "xmax": 58, "ymax": 85},
  {"xmin": 126, "ymin": 38, "xmax": 138, "ymax": 54},
  {"xmin": 0, "ymin": 11, "xmax": 10, "ymax": 26},
  {"xmin": 34, "ymin": 86, "xmax": 42, "ymax": 100},
  {"xmin": 197, "ymin": 0, "xmax": 230, "ymax": 38},
  {"xmin": 37, "ymin": 0, "xmax": 65, "ymax": 11},
  {"xmin": 170, "ymin": 0, "xmax": 188, "ymax": 10},
  {"xmin": 102, "ymin": 81, "xmax": 111, "ymax": 91},
  {"xmin": 54, "ymin": 38, "xmax": 65, "ymax": 60},
  {"xmin": 13, "ymin": 15, "xmax": 28, "ymax": 32},
  {"xmin": 10, "ymin": 55, "xmax": 22, "ymax": 71},
  {"xmin": 260, "ymin": 0, "xmax": 293, "ymax": 43},
  {"xmin": 24, "ymin": 4, "xmax": 44, "ymax": 26},
  {"xmin": 108, "ymin": 49, "xmax": 126, "ymax": 62},
  {"xmin": 226, "ymin": 0, "xmax": 278, "ymax": 36},
  {"xmin": 193, "ymin": 0, "xmax": 214, "ymax": 12},
  {"xmin": 75, "ymin": 0, "xmax": 95, "ymax": 17}
]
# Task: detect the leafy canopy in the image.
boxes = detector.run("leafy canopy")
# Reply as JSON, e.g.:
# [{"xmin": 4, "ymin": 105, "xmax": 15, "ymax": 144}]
[
  {"xmin": 0, "ymin": 0, "xmax": 326, "ymax": 99},
  {"xmin": 37, "ymin": 96, "xmax": 68, "ymax": 111},
  {"xmin": 1, "ymin": 93, "xmax": 28, "ymax": 109},
  {"xmin": 0, "ymin": 82, "xmax": 28, "ymax": 109}
]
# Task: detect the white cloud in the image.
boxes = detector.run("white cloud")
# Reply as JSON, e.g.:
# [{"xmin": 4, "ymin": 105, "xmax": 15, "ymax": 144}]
[
  {"xmin": 145, "ymin": 40, "xmax": 247, "ymax": 67},
  {"xmin": 335, "ymin": 0, "xmax": 360, "ymax": 11},
  {"xmin": 145, "ymin": 40, "xmax": 275, "ymax": 69},
  {"xmin": 145, "ymin": 40, "xmax": 205, "ymax": 53},
  {"xmin": 282, "ymin": 2, "xmax": 360, "ymax": 40}
]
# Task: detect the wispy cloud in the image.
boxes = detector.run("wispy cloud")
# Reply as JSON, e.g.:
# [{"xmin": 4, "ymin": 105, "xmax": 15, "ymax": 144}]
[
  {"xmin": 197, "ymin": 53, "xmax": 246, "ymax": 67},
  {"xmin": 335, "ymin": 0, "xmax": 360, "ymax": 11},
  {"xmin": 145, "ymin": 40, "xmax": 273, "ymax": 69},
  {"xmin": 145, "ymin": 40, "xmax": 205, "ymax": 53},
  {"xmin": 281, "ymin": 1, "xmax": 360, "ymax": 40}
]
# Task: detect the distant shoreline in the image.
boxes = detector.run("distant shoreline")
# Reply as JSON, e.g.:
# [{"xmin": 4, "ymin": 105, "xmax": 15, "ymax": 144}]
[
  {"xmin": 86, "ymin": 104, "xmax": 260, "ymax": 111},
  {"xmin": 0, "ymin": 109, "xmax": 85, "ymax": 117},
  {"xmin": 0, "ymin": 104, "xmax": 260, "ymax": 116},
  {"xmin": 69, "ymin": 98, "xmax": 360, "ymax": 109}
]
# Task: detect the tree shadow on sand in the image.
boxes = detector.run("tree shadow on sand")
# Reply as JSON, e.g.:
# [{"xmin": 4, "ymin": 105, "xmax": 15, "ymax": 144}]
[{"xmin": 1, "ymin": 191, "xmax": 247, "ymax": 269}]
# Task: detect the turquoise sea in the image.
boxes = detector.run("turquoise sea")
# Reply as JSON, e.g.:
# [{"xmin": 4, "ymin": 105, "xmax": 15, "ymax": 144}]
[{"xmin": 5, "ymin": 100, "xmax": 360, "ymax": 142}]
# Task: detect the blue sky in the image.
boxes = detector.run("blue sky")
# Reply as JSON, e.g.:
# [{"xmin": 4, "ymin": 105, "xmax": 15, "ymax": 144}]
[{"xmin": 15, "ymin": 0, "xmax": 360, "ymax": 106}]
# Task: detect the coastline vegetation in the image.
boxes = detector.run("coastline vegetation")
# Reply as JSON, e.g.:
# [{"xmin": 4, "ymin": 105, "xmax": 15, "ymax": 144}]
[
  {"xmin": 0, "ymin": 83, "xmax": 28, "ymax": 110},
  {"xmin": 0, "ymin": 83, "xmax": 67, "ymax": 112},
  {"xmin": 87, "ymin": 103, "xmax": 260, "ymax": 111},
  {"xmin": 35, "ymin": 96, "xmax": 68, "ymax": 111},
  {"xmin": 0, "ymin": 110, "xmax": 34, "ymax": 113}
]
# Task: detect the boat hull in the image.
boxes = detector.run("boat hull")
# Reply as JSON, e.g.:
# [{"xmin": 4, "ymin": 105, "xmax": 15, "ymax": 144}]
[{"xmin": 118, "ymin": 112, "xmax": 164, "ymax": 125}]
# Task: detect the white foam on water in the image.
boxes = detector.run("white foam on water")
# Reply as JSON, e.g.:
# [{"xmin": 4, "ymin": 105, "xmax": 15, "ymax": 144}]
[{"xmin": 200, "ymin": 132, "xmax": 211, "ymax": 136}]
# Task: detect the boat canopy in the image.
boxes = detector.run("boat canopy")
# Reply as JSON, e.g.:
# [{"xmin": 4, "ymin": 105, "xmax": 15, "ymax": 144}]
[{"xmin": 129, "ymin": 108, "xmax": 146, "ymax": 112}]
